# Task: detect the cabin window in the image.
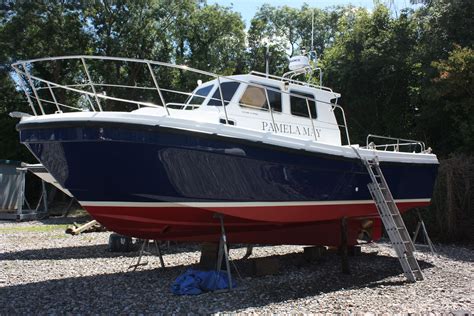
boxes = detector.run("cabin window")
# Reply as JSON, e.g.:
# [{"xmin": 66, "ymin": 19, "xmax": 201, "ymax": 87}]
[
  {"xmin": 239, "ymin": 84, "xmax": 282, "ymax": 112},
  {"xmin": 207, "ymin": 82, "xmax": 240, "ymax": 106},
  {"xmin": 188, "ymin": 85, "xmax": 213, "ymax": 106},
  {"xmin": 290, "ymin": 91, "xmax": 317, "ymax": 119}
]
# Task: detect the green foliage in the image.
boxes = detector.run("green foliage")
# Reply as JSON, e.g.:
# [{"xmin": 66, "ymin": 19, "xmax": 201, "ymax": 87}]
[
  {"xmin": 172, "ymin": 2, "xmax": 247, "ymax": 90},
  {"xmin": 427, "ymin": 155, "xmax": 474, "ymax": 243},
  {"xmin": 184, "ymin": 4, "xmax": 246, "ymax": 75},
  {"xmin": 323, "ymin": 5, "xmax": 419, "ymax": 144},
  {"xmin": 0, "ymin": 1, "xmax": 91, "ymax": 160},
  {"xmin": 0, "ymin": 0, "xmax": 247, "ymax": 158},
  {"xmin": 0, "ymin": 1, "xmax": 90, "ymax": 62},
  {"xmin": 417, "ymin": 46, "xmax": 474, "ymax": 155},
  {"xmin": 84, "ymin": 0, "xmax": 175, "ymax": 59},
  {"xmin": 414, "ymin": 0, "xmax": 474, "ymax": 61},
  {"xmin": 409, "ymin": 0, "xmax": 473, "ymax": 157},
  {"xmin": 0, "ymin": 223, "xmax": 68, "ymax": 233},
  {"xmin": 247, "ymin": 4, "xmax": 339, "ymax": 76},
  {"xmin": 0, "ymin": 71, "xmax": 32, "ymax": 161}
]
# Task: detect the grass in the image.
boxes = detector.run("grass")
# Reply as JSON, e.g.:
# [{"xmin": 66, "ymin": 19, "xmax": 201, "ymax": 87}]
[{"xmin": 0, "ymin": 224, "xmax": 69, "ymax": 233}]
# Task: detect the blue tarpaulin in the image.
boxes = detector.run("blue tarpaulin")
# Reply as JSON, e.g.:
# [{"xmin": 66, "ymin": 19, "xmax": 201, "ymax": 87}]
[{"xmin": 171, "ymin": 269, "xmax": 236, "ymax": 295}]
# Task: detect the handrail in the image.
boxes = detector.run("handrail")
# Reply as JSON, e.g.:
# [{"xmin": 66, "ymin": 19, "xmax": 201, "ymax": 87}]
[
  {"xmin": 305, "ymin": 97, "xmax": 318, "ymax": 141},
  {"xmin": 81, "ymin": 57, "xmax": 102, "ymax": 111},
  {"xmin": 23, "ymin": 62, "xmax": 45, "ymax": 115},
  {"xmin": 249, "ymin": 70, "xmax": 334, "ymax": 92},
  {"xmin": 216, "ymin": 76, "xmax": 229, "ymax": 124},
  {"xmin": 19, "ymin": 72, "xmax": 162, "ymax": 109},
  {"xmin": 13, "ymin": 67, "xmax": 37, "ymax": 116},
  {"xmin": 12, "ymin": 56, "xmax": 341, "ymax": 109},
  {"xmin": 263, "ymin": 85, "xmax": 277, "ymax": 133},
  {"xmin": 12, "ymin": 55, "xmax": 219, "ymax": 78},
  {"xmin": 36, "ymin": 83, "xmax": 194, "ymax": 99},
  {"xmin": 147, "ymin": 62, "xmax": 168, "ymax": 115},
  {"xmin": 330, "ymin": 102, "xmax": 351, "ymax": 146},
  {"xmin": 364, "ymin": 134, "xmax": 426, "ymax": 153}
]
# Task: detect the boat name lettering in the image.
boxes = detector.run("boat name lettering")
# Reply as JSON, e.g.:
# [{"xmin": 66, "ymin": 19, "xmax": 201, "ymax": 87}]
[{"xmin": 262, "ymin": 121, "xmax": 321, "ymax": 138}]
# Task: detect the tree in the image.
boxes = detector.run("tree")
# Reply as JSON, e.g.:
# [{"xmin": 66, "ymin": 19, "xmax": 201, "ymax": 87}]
[
  {"xmin": 246, "ymin": 9, "xmax": 288, "ymax": 75},
  {"xmin": 414, "ymin": 0, "xmax": 473, "ymax": 61},
  {"xmin": 0, "ymin": 1, "xmax": 90, "ymax": 63},
  {"xmin": 0, "ymin": 1, "xmax": 90, "ymax": 161},
  {"xmin": 184, "ymin": 3, "xmax": 246, "ymax": 75},
  {"xmin": 417, "ymin": 46, "xmax": 474, "ymax": 155},
  {"xmin": 322, "ymin": 5, "xmax": 419, "ymax": 144},
  {"xmin": 410, "ymin": 0, "xmax": 474, "ymax": 156},
  {"xmin": 246, "ymin": 5, "xmax": 337, "ymax": 76}
]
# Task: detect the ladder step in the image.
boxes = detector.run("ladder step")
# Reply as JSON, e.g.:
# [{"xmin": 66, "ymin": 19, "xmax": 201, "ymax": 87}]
[
  {"xmin": 362, "ymin": 156, "xmax": 422, "ymax": 282},
  {"xmin": 359, "ymin": 156, "xmax": 423, "ymax": 282},
  {"xmin": 388, "ymin": 226, "xmax": 406, "ymax": 230}
]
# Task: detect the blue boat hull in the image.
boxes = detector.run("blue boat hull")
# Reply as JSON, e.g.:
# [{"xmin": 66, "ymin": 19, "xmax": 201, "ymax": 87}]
[{"xmin": 18, "ymin": 120, "xmax": 438, "ymax": 244}]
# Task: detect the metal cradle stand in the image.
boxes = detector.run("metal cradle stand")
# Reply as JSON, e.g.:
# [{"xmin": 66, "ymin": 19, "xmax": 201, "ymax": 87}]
[
  {"xmin": 364, "ymin": 156, "xmax": 424, "ymax": 282},
  {"xmin": 128, "ymin": 239, "xmax": 166, "ymax": 271},
  {"xmin": 214, "ymin": 214, "xmax": 233, "ymax": 291},
  {"xmin": 412, "ymin": 210, "xmax": 436, "ymax": 255}
]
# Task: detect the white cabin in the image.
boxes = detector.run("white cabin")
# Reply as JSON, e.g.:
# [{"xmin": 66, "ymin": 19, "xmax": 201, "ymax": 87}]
[{"xmin": 134, "ymin": 73, "xmax": 343, "ymax": 146}]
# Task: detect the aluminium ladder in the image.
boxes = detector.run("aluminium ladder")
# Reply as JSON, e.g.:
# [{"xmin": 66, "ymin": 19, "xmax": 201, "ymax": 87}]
[{"xmin": 363, "ymin": 157, "xmax": 424, "ymax": 282}]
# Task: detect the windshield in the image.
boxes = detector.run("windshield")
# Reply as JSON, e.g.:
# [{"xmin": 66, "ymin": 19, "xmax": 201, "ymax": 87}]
[{"xmin": 187, "ymin": 85, "xmax": 213, "ymax": 106}]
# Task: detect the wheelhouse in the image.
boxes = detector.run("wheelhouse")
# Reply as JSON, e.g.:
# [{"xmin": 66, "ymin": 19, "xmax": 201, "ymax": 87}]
[{"xmin": 138, "ymin": 73, "xmax": 344, "ymax": 146}]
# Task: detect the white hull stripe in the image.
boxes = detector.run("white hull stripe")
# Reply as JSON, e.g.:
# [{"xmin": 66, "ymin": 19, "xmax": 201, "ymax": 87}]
[{"xmin": 80, "ymin": 199, "xmax": 431, "ymax": 208}]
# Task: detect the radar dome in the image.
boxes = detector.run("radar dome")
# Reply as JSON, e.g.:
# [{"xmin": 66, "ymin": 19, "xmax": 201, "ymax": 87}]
[{"xmin": 289, "ymin": 55, "xmax": 310, "ymax": 71}]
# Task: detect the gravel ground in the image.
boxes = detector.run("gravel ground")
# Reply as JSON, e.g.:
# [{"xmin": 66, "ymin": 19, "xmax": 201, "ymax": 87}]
[{"xmin": 0, "ymin": 218, "xmax": 473, "ymax": 314}]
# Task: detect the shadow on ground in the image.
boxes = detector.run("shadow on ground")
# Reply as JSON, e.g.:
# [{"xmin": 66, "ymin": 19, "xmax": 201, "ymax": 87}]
[
  {"xmin": 0, "ymin": 247, "xmax": 434, "ymax": 313},
  {"xmin": 414, "ymin": 243, "xmax": 474, "ymax": 263},
  {"xmin": 0, "ymin": 242, "xmax": 201, "ymax": 261}
]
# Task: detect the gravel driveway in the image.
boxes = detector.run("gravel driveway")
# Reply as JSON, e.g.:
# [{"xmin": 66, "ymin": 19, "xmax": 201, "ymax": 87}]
[{"xmin": 0, "ymin": 219, "xmax": 472, "ymax": 314}]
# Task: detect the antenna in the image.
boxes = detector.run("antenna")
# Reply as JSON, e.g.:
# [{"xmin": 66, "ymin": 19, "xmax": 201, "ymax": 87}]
[
  {"xmin": 311, "ymin": 9, "xmax": 314, "ymax": 52},
  {"xmin": 308, "ymin": 8, "xmax": 322, "ymax": 86},
  {"xmin": 265, "ymin": 43, "xmax": 270, "ymax": 77}
]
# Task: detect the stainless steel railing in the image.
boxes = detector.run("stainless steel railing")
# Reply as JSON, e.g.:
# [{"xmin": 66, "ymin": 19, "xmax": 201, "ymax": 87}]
[
  {"xmin": 11, "ymin": 55, "xmax": 351, "ymax": 144},
  {"xmin": 364, "ymin": 134, "xmax": 426, "ymax": 153},
  {"xmin": 249, "ymin": 70, "xmax": 333, "ymax": 92}
]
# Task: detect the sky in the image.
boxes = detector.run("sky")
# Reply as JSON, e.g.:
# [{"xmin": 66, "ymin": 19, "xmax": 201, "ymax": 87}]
[{"xmin": 207, "ymin": 0, "xmax": 419, "ymax": 27}]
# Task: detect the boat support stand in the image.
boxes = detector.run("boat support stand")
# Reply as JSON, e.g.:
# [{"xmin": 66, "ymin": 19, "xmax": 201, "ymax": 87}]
[
  {"xmin": 128, "ymin": 239, "xmax": 166, "ymax": 272},
  {"xmin": 412, "ymin": 210, "xmax": 436, "ymax": 255},
  {"xmin": 214, "ymin": 214, "xmax": 233, "ymax": 291}
]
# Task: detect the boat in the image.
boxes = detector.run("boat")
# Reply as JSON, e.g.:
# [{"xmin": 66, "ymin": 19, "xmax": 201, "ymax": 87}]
[{"xmin": 11, "ymin": 55, "xmax": 439, "ymax": 246}]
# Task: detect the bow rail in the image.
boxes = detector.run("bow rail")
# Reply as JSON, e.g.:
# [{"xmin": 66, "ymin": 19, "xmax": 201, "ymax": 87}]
[{"xmin": 363, "ymin": 134, "xmax": 428, "ymax": 153}]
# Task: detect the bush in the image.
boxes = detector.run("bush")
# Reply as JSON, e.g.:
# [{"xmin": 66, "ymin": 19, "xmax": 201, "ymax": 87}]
[{"xmin": 427, "ymin": 155, "xmax": 474, "ymax": 243}]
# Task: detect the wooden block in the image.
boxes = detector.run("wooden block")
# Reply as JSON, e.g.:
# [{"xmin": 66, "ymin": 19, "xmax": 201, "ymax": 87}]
[
  {"xmin": 348, "ymin": 245, "xmax": 362, "ymax": 256},
  {"xmin": 252, "ymin": 257, "xmax": 280, "ymax": 276},
  {"xmin": 198, "ymin": 243, "xmax": 219, "ymax": 270},
  {"xmin": 303, "ymin": 246, "xmax": 327, "ymax": 262}
]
